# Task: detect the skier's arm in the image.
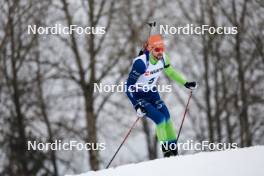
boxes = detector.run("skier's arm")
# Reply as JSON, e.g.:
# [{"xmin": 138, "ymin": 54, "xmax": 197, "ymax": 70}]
[
  {"xmin": 164, "ymin": 54, "xmax": 187, "ymax": 85},
  {"xmin": 125, "ymin": 59, "xmax": 146, "ymax": 107}
]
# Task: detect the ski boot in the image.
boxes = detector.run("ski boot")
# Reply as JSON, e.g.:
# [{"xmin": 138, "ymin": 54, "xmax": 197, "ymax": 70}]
[{"xmin": 162, "ymin": 143, "xmax": 178, "ymax": 157}]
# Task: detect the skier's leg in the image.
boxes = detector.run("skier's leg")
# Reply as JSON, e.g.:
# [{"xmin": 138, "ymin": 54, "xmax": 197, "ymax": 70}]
[
  {"xmin": 152, "ymin": 94, "xmax": 178, "ymax": 156},
  {"xmin": 136, "ymin": 91, "xmax": 178, "ymax": 156},
  {"xmin": 156, "ymin": 120, "xmax": 175, "ymax": 157},
  {"xmin": 154, "ymin": 99, "xmax": 170, "ymax": 121},
  {"xmin": 163, "ymin": 118, "xmax": 178, "ymax": 156},
  {"xmin": 135, "ymin": 93, "xmax": 171, "ymax": 142},
  {"xmin": 137, "ymin": 99, "xmax": 175, "ymax": 155},
  {"xmin": 133, "ymin": 91, "xmax": 165, "ymax": 124},
  {"xmin": 154, "ymin": 100, "xmax": 176, "ymax": 142},
  {"xmin": 137, "ymin": 98, "xmax": 166, "ymax": 124}
]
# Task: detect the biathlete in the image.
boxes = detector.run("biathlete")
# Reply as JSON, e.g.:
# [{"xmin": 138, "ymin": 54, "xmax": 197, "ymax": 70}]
[{"xmin": 125, "ymin": 34, "xmax": 197, "ymax": 157}]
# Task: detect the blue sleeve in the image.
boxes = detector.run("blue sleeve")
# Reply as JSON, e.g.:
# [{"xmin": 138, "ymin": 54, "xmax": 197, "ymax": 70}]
[{"xmin": 125, "ymin": 59, "xmax": 146, "ymax": 107}]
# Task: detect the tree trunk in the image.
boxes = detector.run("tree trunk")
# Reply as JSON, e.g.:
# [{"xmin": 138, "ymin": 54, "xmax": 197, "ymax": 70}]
[
  {"xmin": 84, "ymin": 88, "xmax": 99, "ymax": 170},
  {"xmin": 142, "ymin": 120, "xmax": 158, "ymax": 159}
]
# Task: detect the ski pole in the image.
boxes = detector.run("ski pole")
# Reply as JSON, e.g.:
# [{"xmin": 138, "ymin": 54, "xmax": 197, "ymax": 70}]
[
  {"xmin": 176, "ymin": 90, "xmax": 193, "ymax": 143},
  {"xmin": 106, "ymin": 116, "xmax": 141, "ymax": 169}
]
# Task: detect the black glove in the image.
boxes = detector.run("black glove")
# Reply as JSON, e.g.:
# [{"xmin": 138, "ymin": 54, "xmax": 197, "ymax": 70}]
[
  {"xmin": 136, "ymin": 107, "xmax": 146, "ymax": 118},
  {"xmin": 184, "ymin": 81, "xmax": 197, "ymax": 89},
  {"xmin": 135, "ymin": 99, "xmax": 147, "ymax": 118}
]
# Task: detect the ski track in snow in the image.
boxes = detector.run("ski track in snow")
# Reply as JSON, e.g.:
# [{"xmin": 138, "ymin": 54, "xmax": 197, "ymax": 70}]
[{"xmin": 67, "ymin": 146, "xmax": 264, "ymax": 176}]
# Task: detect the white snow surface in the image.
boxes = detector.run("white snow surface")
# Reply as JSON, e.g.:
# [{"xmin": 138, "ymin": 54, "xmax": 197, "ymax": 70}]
[{"xmin": 68, "ymin": 146, "xmax": 264, "ymax": 176}]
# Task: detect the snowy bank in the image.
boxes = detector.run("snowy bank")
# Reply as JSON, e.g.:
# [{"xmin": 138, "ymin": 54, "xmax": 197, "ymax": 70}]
[{"xmin": 68, "ymin": 146, "xmax": 264, "ymax": 176}]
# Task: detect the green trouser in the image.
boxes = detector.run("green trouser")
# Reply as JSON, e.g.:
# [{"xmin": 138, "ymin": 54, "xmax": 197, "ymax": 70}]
[{"xmin": 156, "ymin": 118, "xmax": 177, "ymax": 143}]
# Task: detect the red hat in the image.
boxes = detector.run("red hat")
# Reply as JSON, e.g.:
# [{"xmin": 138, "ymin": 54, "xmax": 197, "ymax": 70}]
[{"xmin": 147, "ymin": 34, "xmax": 165, "ymax": 51}]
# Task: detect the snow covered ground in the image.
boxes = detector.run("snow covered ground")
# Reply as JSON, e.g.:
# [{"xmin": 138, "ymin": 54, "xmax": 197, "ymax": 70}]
[{"xmin": 67, "ymin": 146, "xmax": 264, "ymax": 176}]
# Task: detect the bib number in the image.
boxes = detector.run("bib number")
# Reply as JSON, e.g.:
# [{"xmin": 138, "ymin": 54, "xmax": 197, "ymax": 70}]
[{"xmin": 148, "ymin": 78, "xmax": 155, "ymax": 84}]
